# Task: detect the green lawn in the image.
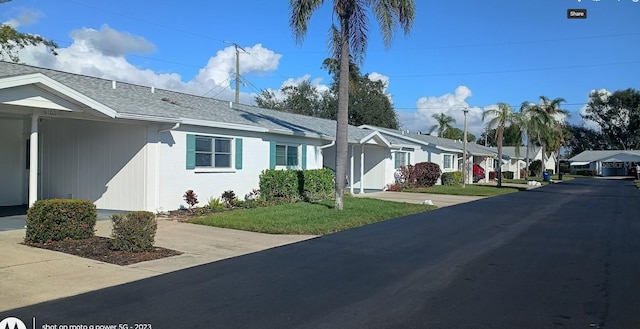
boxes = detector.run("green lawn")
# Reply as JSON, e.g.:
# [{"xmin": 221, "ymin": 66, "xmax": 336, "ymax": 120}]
[
  {"xmin": 635, "ymin": 180, "xmax": 640, "ymax": 189},
  {"xmin": 190, "ymin": 197, "xmax": 435, "ymax": 235},
  {"xmin": 403, "ymin": 184, "xmax": 525, "ymax": 196},
  {"xmin": 504, "ymin": 174, "xmax": 576, "ymax": 185}
]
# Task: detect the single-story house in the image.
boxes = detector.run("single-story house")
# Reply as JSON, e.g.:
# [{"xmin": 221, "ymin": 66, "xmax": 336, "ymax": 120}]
[
  {"xmin": 568, "ymin": 150, "xmax": 640, "ymax": 176},
  {"xmin": 359, "ymin": 125, "xmax": 498, "ymax": 184},
  {"xmin": 0, "ymin": 61, "xmax": 425, "ymax": 211},
  {"xmin": 499, "ymin": 146, "xmax": 557, "ymax": 178}
]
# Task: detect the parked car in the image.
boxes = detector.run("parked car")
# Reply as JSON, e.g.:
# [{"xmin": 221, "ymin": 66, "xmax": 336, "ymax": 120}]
[{"xmin": 473, "ymin": 164, "xmax": 485, "ymax": 182}]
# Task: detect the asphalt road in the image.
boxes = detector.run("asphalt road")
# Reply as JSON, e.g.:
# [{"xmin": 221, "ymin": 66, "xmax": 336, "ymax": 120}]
[{"xmin": 3, "ymin": 178, "xmax": 639, "ymax": 329}]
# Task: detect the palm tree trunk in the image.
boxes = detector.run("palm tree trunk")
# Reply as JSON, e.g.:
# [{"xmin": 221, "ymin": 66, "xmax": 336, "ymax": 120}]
[
  {"xmin": 334, "ymin": 22, "xmax": 350, "ymax": 210},
  {"xmin": 525, "ymin": 138, "xmax": 530, "ymax": 180},
  {"xmin": 497, "ymin": 126, "xmax": 503, "ymax": 187}
]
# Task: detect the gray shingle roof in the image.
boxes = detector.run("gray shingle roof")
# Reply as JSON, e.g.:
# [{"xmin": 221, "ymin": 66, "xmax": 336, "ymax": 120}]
[
  {"xmin": 360, "ymin": 125, "xmax": 498, "ymax": 156},
  {"xmin": 500, "ymin": 146, "xmax": 541, "ymax": 160},
  {"xmin": 568, "ymin": 150, "xmax": 640, "ymax": 162},
  {"xmin": 0, "ymin": 61, "xmax": 404, "ymax": 144}
]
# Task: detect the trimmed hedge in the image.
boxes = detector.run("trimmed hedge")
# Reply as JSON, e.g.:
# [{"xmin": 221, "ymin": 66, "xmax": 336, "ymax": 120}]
[
  {"xmin": 25, "ymin": 199, "xmax": 97, "ymax": 243},
  {"xmin": 260, "ymin": 168, "xmax": 334, "ymax": 201},
  {"xmin": 398, "ymin": 162, "xmax": 442, "ymax": 188},
  {"xmin": 441, "ymin": 171, "xmax": 463, "ymax": 186},
  {"xmin": 503, "ymin": 171, "xmax": 515, "ymax": 179},
  {"xmin": 110, "ymin": 211, "xmax": 157, "ymax": 252}
]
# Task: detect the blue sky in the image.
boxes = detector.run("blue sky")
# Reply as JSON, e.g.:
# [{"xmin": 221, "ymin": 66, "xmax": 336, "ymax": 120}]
[{"xmin": 2, "ymin": 0, "xmax": 638, "ymax": 136}]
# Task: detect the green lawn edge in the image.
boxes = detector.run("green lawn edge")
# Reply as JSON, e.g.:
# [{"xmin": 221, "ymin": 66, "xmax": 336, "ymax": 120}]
[
  {"xmin": 190, "ymin": 197, "xmax": 435, "ymax": 235},
  {"xmin": 403, "ymin": 184, "xmax": 525, "ymax": 197}
]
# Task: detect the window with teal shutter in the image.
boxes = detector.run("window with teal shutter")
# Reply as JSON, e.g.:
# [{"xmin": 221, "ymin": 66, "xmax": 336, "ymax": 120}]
[
  {"xmin": 269, "ymin": 141, "xmax": 276, "ymax": 169},
  {"xmin": 302, "ymin": 144, "xmax": 307, "ymax": 169},
  {"xmin": 186, "ymin": 134, "xmax": 196, "ymax": 169},
  {"xmin": 235, "ymin": 138, "xmax": 243, "ymax": 169}
]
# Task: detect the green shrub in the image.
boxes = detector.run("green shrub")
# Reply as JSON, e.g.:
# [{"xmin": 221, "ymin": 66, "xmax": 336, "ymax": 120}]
[
  {"xmin": 529, "ymin": 160, "xmax": 542, "ymax": 176},
  {"xmin": 414, "ymin": 162, "xmax": 441, "ymax": 188},
  {"xmin": 259, "ymin": 169, "xmax": 299, "ymax": 200},
  {"xmin": 260, "ymin": 169, "xmax": 334, "ymax": 201},
  {"xmin": 110, "ymin": 211, "xmax": 157, "ymax": 252},
  {"xmin": 503, "ymin": 171, "xmax": 515, "ymax": 179},
  {"xmin": 298, "ymin": 168, "xmax": 334, "ymax": 201},
  {"xmin": 25, "ymin": 199, "xmax": 97, "ymax": 243},
  {"xmin": 575, "ymin": 169, "xmax": 595, "ymax": 176},
  {"xmin": 207, "ymin": 197, "xmax": 224, "ymax": 212},
  {"xmin": 441, "ymin": 171, "xmax": 463, "ymax": 186}
]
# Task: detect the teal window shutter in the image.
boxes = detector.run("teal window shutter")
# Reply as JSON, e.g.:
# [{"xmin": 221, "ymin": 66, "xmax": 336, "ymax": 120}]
[
  {"xmin": 408, "ymin": 152, "xmax": 411, "ymax": 165},
  {"xmin": 235, "ymin": 138, "xmax": 243, "ymax": 169},
  {"xmin": 269, "ymin": 141, "xmax": 276, "ymax": 169},
  {"xmin": 394, "ymin": 152, "xmax": 400, "ymax": 169},
  {"xmin": 186, "ymin": 134, "xmax": 196, "ymax": 169},
  {"xmin": 301, "ymin": 144, "xmax": 307, "ymax": 169}
]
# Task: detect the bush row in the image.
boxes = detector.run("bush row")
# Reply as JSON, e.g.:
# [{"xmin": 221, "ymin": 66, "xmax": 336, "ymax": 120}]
[{"xmin": 259, "ymin": 168, "xmax": 334, "ymax": 201}]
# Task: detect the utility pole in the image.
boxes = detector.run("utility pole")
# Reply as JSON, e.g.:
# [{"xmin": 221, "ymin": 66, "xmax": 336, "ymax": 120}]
[
  {"xmin": 462, "ymin": 108, "xmax": 469, "ymax": 188},
  {"xmin": 224, "ymin": 42, "xmax": 247, "ymax": 104}
]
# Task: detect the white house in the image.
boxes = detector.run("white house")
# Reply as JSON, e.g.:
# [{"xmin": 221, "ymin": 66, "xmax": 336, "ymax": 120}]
[
  {"xmin": 359, "ymin": 125, "xmax": 498, "ymax": 184},
  {"xmin": 568, "ymin": 150, "xmax": 640, "ymax": 176},
  {"xmin": 0, "ymin": 61, "xmax": 423, "ymax": 211},
  {"xmin": 499, "ymin": 146, "xmax": 557, "ymax": 178}
]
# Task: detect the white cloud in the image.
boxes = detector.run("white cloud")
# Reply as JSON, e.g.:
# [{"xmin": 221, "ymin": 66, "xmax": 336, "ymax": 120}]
[
  {"xmin": 399, "ymin": 86, "xmax": 490, "ymax": 137},
  {"xmin": 367, "ymin": 72, "xmax": 392, "ymax": 102},
  {"xmin": 2, "ymin": 8, "xmax": 41, "ymax": 28},
  {"xmin": 15, "ymin": 26, "xmax": 282, "ymax": 105},
  {"xmin": 69, "ymin": 25, "xmax": 156, "ymax": 57}
]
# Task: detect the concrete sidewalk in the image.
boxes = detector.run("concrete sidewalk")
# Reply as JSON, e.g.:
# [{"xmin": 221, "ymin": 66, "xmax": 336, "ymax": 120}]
[
  {"xmin": 0, "ymin": 190, "xmax": 511, "ymax": 312},
  {"xmin": 0, "ymin": 219, "xmax": 316, "ymax": 312}
]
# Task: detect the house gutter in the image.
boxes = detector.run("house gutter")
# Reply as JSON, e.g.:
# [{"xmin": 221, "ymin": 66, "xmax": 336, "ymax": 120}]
[
  {"xmin": 158, "ymin": 122, "xmax": 181, "ymax": 133},
  {"xmin": 319, "ymin": 140, "xmax": 335, "ymax": 149}
]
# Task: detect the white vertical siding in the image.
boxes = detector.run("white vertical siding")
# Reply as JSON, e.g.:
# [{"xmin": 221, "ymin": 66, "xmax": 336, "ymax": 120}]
[
  {"xmin": 39, "ymin": 118, "xmax": 147, "ymax": 210},
  {"xmin": 0, "ymin": 118, "xmax": 25, "ymax": 206}
]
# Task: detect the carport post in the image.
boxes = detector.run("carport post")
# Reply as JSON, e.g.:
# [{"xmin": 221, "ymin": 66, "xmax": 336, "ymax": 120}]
[
  {"xmin": 360, "ymin": 145, "xmax": 364, "ymax": 194},
  {"xmin": 28, "ymin": 114, "xmax": 39, "ymax": 207}
]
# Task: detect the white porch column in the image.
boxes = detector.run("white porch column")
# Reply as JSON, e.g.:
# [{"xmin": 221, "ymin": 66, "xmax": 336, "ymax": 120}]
[
  {"xmin": 350, "ymin": 144, "xmax": 354, "ymax": 195},
  {"xmin": 28, "ymin": 114, "xmax": 39, "ymax": 207},
  {"xmin": 484, "ymin": 158, "xmax": 490, "ymax": 183},
  {"xmin": 359, "ymin": 145, "xmax": 365, "ymax": 194}
]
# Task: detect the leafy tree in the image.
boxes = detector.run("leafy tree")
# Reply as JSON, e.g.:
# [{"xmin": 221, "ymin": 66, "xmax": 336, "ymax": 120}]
[
  {"xmin": 482, "ymin": 103, "xmax": 517, "ymax": 187},
  {"xmin": 428, "ymin": 113, "xmax": 456, "ymax": 137},
  {"xmin": 476, "ymin": 125, "xmax": 521, "ymax": 147},
  {"xmin": 255, "ymin": 69, "xmax": 399, "ymax": 129},
  {"xmin": 290, "ymin": 0, "xmax": 415, "ymax": 210},
  {"xmin": 0, "ymin": 1, "xmax": 57, "ymax": 62},
  {"xmin": 565, "ymin": 124, "xmax": 609, "ymax": 157},
  {"xmin": 582, "ymin": 88, "xmax": 640, "ymax": 150},
  {"xmin": 444, "ymin": 127, "xmax": 476, "ymax": 142}
]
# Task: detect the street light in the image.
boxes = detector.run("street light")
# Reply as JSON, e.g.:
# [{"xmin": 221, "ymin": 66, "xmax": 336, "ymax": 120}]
[{"xmin": 462, "ymin": 108, "xmax": 469, "ymax": 188}]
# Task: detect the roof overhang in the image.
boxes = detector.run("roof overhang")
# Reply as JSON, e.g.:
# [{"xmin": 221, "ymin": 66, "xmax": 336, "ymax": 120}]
[
  {"xmin": 359, "ymin": 130, "xmax": 391, "ymax": 147},
  {"xmin": 0, "ymin": 73, "xmax": 118, "ymax": 118},
  {"xmin": 570, "ymin": 161, "xmax": 590, "ymax": 166}
]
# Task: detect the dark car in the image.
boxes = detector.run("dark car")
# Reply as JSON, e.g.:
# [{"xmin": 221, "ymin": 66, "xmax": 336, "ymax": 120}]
[{"xmin": 473, "ymin": 164, "xmax": 485, "ymax": 182}]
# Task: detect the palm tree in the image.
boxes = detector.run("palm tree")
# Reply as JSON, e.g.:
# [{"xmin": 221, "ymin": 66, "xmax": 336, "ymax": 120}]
[
  {"xmin": 428, "ymin": 113, "xmax": 456, "ymax": 137},
  {"xmin": 290, "ymin": 0, "xmax": 415, "ymax": 210},
  {"xmin": 524, "ymin": 102, "xmax": 554, "ymax": 177},
  {"xmin": 482, "ymin": 103, "xmax": 516, "ymax": 187},
  {"xmin": 538, "ymin": 96, "xmax": 569, "ymax": 176}
]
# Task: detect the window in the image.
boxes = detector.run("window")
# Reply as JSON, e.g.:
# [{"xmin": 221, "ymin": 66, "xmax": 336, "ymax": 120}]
[
  {"xmin": 394, "ymin": 152, "xmax": 407, "ymax": 169},
  {"xmin": 443, "ymin": 154, "xmax": 453, "ymax": 169},
  {"xmin": 195, "ymin": 136, "xmax": 231, "ymax": 168},
  {"xmin": 276, "ymin": 144, "xmax": 298, "ymax": 167}
]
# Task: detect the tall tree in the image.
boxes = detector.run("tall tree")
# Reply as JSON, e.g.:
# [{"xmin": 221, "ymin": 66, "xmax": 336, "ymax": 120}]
[
  {"xmin": 290, "ymin": 0, "xmax": 415, "ymax": 210},
  {"xmin": 444, "ymin": 127, "xmax": 476, "ymax": 142},
  {"xmin": 538, "ymin": 96, "xmax": 569, "ymax": 175},
  {"xmin": 565, "ymin": 124, "xmax": 609, "ymax": 157},
  {"xmin": 582, "ymin": 88, "xmax": 640, "ymax": 150},
  {"xmin": 482, "ymin": 103, "xmax": 517, "ymax": 187},
  {"xmin": 428, "ymin": 113, "xmax": 456, "ymax": 137},
  {"xmin": 0, "ymin": 1, "xmax": 57, "ymax": 62},
  {"xmin": 476, "ymin": 125, "xmax": 522, "ymax": 147}
]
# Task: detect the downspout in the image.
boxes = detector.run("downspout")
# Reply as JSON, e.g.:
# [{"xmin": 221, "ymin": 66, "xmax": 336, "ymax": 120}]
[
  {"xmin": 158, "ymin": 122, "xmax": 180, "ymax": 133},
  {"xmin": 318, "ymin": 140, "xmax": 335, "ymax": 149}
]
